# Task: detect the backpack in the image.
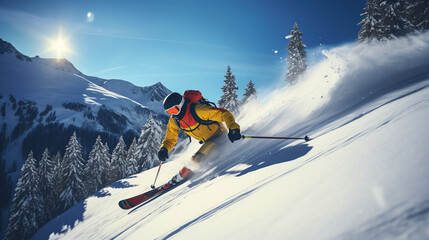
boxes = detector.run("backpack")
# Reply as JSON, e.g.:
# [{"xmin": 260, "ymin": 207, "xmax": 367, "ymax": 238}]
[
  {"xmin": 173, "ymin": 90, "xmax": 219, "ymax": 142},
  {"xmin": 182, "ymin": 90, "xmax": 216, "ymax": 107},
  {"xmin": 183, "ymin": 90, "xmax": 217, "ymax": 125}
]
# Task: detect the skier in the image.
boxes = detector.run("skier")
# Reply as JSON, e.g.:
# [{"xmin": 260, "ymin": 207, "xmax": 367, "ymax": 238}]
[{"xmin": 158, "ymin": 91, "xmax": 242, "ymax": 183}]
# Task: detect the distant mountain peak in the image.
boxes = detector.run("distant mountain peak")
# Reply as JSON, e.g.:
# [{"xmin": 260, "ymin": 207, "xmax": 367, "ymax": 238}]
[
  {"xmin": 145, "ymin": 82, "xmax": 171, "ymax": 102},
  {"xmin": 153, "ymin": 82, "xmax": 164, "ymax": 87},
  {"xmin": 0, "ymin": 38, "xmax": 31, "ymax": 62},
  {"xmin": 31, "ymin": 56, "xmax": 83, "ymax": 75}
]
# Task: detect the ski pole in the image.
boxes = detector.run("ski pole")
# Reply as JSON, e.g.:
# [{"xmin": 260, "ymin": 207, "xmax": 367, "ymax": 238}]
[
  {"xmin": 242, "ymin": 135, "xmax": 310, "ymax": 142},
  {"xmin": 150, "ymin": 161, "xmax": 162, "ymax": 189}
]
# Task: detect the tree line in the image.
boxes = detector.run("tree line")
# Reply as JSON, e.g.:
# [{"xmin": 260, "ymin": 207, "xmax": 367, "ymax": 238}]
[
  {"xmin": 285, "ymin": 0, "xmax": 429, "ymax": 85},
  {"xmin": 358, "ymin": 0, "xmax": 429, "ymax": 42},
  {"xmin": 4, "ymin": 114, "xmax": 164, "ymax": 240},
  {"xmin": 218, "ymin": 65, "xmax": 257, "ymax": 115}
]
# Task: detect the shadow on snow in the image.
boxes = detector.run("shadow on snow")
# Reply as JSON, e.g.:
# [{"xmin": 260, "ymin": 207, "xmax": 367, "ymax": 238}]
[
  {"xmin": 109, "ymin": 180, "xmax": 136, "ymax": 189},
  {"xmin": 34, "ymin": 179, "xmax": 137, "ymax": 239},
  {"xmin": 93, "ymin": 180, "xmax": 137, "ymax": 198},
  {"xmin": 33, "ymin": 201, "xmax": 86, "ymax": 239},
  {"xmin": 235, "ymin": 143, "xmax": 313, "ymax": 177},
  {"xmin": 160, "ymin": 144, "xmax": 312, "ymax": 239},
  {"xmin": 188, "ymin": 143, "xmax": 313, "ymax": 189}
]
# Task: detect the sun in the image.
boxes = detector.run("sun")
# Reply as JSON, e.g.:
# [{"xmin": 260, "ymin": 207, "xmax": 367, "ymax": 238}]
[
  {"xmin": 53, "ymin": 39, "xmax": 66, "ymax": 56},
  {"xmin": 47, "ymin": 31, "xmax": 73, "ymax": 60}
]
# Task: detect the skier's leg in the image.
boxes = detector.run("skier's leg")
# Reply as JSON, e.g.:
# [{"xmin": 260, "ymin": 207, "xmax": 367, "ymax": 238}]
[
  {"xmin": 191, "ymin": 131, "xmax": 227, "ymax": 163},
  {"xmin": 170, "ymin": 134, "xmax": 228, "ymax": 184},
  {"xmin": 191, "ymin": 142, "xmax": 216, "ymax": 163}
]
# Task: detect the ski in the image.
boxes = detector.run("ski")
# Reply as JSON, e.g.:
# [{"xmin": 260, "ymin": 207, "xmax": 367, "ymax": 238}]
[{"xmin": 118, "ymin": 169, "xmax": 193, "ymax": 210}]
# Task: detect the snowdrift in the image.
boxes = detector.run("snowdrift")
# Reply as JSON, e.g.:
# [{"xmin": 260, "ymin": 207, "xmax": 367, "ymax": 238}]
[{"xmin": 34, "ymin": 33, "xmax": 429, "ymax": 240}]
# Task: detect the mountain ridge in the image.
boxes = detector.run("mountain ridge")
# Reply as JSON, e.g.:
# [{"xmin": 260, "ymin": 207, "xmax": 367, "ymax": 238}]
[
  {"xmin": 0, "ymin": 38, "xmax": 31, "ymax": 62},
  {"xmin": 0, "ymin": 38, "xmax": 170, "ymax": 156}
]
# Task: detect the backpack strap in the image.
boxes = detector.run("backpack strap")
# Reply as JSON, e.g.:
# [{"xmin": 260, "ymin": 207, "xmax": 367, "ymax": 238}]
[
  {"xmin": 172, "ymin": 115, "xmax": 200, "ymax": 132},
  {"xmin": 172, "ymin": 116, "xmax": 193, "ymax": 144},
  {"xmin": 189, "ymin": 102, "xmax": 217, "ymax": 125},
  {"xmin": 198, "ymin": 98, "xmax": 217, "ymax": 108},
  {"xmin": 172, "ymin": 103, "xmax": 220, "ymax": 144}
]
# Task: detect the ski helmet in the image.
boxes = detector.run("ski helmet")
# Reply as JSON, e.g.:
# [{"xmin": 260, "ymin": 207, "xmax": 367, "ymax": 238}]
[{"xmin": 163, "ymin": 92, "xmax": 185, "ymax": 116}]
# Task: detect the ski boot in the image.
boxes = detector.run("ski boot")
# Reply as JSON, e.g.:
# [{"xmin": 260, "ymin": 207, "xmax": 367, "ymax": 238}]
[{"xmin": 168, "ymin": 166, "xmax": 192, "ymax": 185}]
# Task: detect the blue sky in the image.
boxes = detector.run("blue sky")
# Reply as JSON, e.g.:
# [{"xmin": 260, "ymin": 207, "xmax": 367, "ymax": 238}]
[{"xmin": 0, "ymin": 0, "xmax": 366, "ymax": 101}]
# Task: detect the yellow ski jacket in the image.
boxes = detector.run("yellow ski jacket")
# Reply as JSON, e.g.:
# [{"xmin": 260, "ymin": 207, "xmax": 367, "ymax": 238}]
[{"xmin": 160, "ymin": 104, "xmax": 240, "ymax": 152}]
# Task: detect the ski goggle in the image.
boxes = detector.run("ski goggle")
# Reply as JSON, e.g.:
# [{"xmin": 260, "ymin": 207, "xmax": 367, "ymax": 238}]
[{"xmin": 165, "ymin": 97, "xmax": 185, "ymax": 116}]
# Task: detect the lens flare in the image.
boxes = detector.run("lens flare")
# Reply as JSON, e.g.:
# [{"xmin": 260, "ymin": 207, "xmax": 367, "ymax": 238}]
[
  {"xmin": 47, "ymin": 31, "xmax": 73, "ymax": 60},
  {"xmin": 87, "ymin": 12, "xmax": 95, "ymax": 23}
]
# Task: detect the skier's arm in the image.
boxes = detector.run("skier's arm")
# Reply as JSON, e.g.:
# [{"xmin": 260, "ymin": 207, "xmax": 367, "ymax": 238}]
[
  {"xmin": 197, "ymin": 105, "xmax": 240, "ymax": 130},
  {"xmin": 160, "ymin": 117, "xmax": 180, "ymax": 152}
]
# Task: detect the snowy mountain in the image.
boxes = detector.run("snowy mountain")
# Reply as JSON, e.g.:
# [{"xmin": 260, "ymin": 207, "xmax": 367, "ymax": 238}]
[
  {"xmin": 32, "ymin": 33, "xmax": 429, "ymax": 239},
  {"xmin": 0, "ymin": 38, "xmax": 170, "ymax": 151},
  {"xmin": 0, "ymin": 39, "xmax": 31, "ymax": 62},
  {"xmin": 0, "ymin": 38, "xmax": 171, "ymax": 235},
  {"xmin": 31, "ymin": 57, "xmax": 83, "ymax": 75}
]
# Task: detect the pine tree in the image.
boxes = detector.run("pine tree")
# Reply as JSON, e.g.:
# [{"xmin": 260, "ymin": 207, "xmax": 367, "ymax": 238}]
[
  {"xmin": 51, "ymin": 151, "xmax": 63, "ymax": 215},
  {"xmin": 218, "ymin": 66, "xmax": 239, "ymax": 114},
  {"xmin": 60, "ymin": 132, "xmax": 85, "ymax": 211},
  {"xmin": 406, "ymin": 0, "xmax": 429, "ymax": 32},
  {"xmin": 358, "ymin": 0, "xmax": 385, "ymax": 42},
  {"xmin": 5, "ymin": 151, "xmax": 44, "ymax": 240},
  {"xmin": 126, "ymin": 138, "xmax": 139, "ymax": 175},
  {"xmin": 241, "ymin": 80, "xmax": 257, "ymax": 105},
  {"xmin": 135, "ymin": 114, "xmax": 164, "ymax": 171},
  {"xmin": 286, "ymin": 23, "xmax": 307, "ymax": 84},
  {"xmin": 84, "ymin": 136, "xmax": 108, "ymax": 196},
  {"xmin": 39, "ymin": 148, "xmax": 55, "ymax": 222},
  {"xmin": 380, "ymin": 0, "xmax": 413, "ymax": 38},
  {"xmin": 110, "ymin": 136, "xmax": 128, "ymax": 181},
  {"xmin": 102, "ymin": 142, "xmax": 111, "ymax": 185},
  {"xmin": 359, "ymin": 0, "xmax": 414, "ymax": 42}
]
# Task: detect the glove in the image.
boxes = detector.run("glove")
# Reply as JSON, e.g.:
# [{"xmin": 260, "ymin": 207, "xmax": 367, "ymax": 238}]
[
  {"xmin": 228, "ymin": 129, "xmax": 241, "ymax": 143},
  {"xmin": 158, "ymin": 147, "xmax": 169, "ymax": 162}
]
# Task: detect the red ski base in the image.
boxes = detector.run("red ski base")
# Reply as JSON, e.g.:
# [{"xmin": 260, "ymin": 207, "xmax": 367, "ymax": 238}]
[{"xmin": 119, "ymin": 170, "xmax": 193, "ymax": 210}]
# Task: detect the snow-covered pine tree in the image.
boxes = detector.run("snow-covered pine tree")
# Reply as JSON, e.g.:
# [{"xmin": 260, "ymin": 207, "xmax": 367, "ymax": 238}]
[
  {"xmin": 110, "ymin": 136, "xmax": 128, "ymax": 182},
  {"xmin": 51, "ymin": 151, "xmax": 63, "ymax": 215},
  {"xmin": 286, "ymin": 23, "xmax": 307, "ymax": 85},
  {"xmin": 5, "ymin": 151, "xmax": 44, "ymax": 240},
  {"xmin": 60, "ymin": 132, "xmax": 85, "ymax": 211},
  {"xmin": 358, "ymin": 0, "xmax": 385, "ymax": 42},
  {"xmin": 102, "ymin": 142, "xmax": 111, "ymax": 185},
  {"xmin": 241, "ymin": 80, "xmax": 257, "ymax": 105},
  {"xmin": 84, "ymin": 136, "xmax": 108, "ymax": 196},
  {"xmin": 406, "ymin": 0, "xmax": 429, "ymax": 32},
  {"xmin": 126, "ymin": 138, "xmax": 139, "ymax": 175},
  {"xmin": 135, "ymin": 114, "xmax": 163, "ymax": 171},
  {"xmin": 218, "ymin": 66, "xmax": 239, "ymax": 114},
  {"xmin": 359, "ymin": 0, "xmax": 413, "ymax": 41},
  {"xmin": 39, "ymin": 148, "xmax": 55, "ymax": 222},
  {"xmin": 380, "ymin": 0, "xmax": 412, "ymax": 38}
]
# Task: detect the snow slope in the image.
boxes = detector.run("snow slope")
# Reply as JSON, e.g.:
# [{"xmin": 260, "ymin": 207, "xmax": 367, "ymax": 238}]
[{"xmin": 33, "ymin": 33, "xmax": 429, "ymax": 240}]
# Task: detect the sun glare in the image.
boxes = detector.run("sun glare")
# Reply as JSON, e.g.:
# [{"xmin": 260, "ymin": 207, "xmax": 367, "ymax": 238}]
[
  {"xmin": 87, "ymin": 12, "xmax": 95, "ymax": 23},
  {"xmin": 47, "ymin": 31, "xmax": 73, "ymax": 60}
]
